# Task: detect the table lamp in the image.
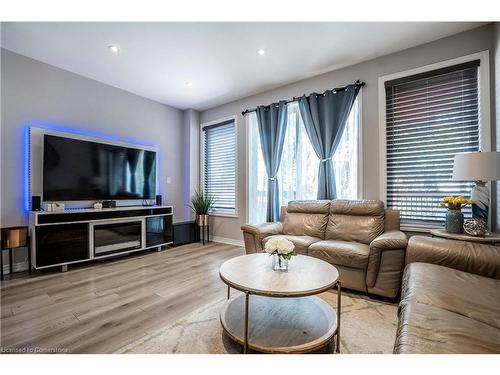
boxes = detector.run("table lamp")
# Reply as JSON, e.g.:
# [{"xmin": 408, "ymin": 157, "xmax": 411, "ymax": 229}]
[{"xmin": 452, "ymin": 152, "xmax": 500, "ymax": 225}]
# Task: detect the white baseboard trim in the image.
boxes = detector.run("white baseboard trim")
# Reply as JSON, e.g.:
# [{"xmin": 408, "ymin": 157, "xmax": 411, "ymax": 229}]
[
  {"xmin": 211, "ymin": 236, "xmax": 244, "ymax": 247},
  {"xmin": 2, "ymin": 261, "xmax": 29, "ymax": 274}
]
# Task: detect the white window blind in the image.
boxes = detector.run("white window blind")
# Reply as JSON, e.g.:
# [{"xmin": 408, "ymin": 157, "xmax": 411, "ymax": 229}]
[
  {"xmin": 203, "ymin": 120, "xmax": 236, "ymax": 215},
  {"xmin": 385, "ymin": 60, "xmax": 480, "ymax": 226}
]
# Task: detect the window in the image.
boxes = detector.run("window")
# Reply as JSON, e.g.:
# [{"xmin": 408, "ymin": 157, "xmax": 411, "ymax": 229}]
[
  {"xmin": 202, "ymin": 119, "xmax": 236, "ymax": 216},
  {"xmin": 248, "ymin": 99, "xmax": 360, "ymax": 224},
  {"xmin": 384, "ymin": 60, "xmax": 482, "ymax": 227},
  {"xmin": 332, "ymin": 98, "xmax": 360, "ymax": 201}
]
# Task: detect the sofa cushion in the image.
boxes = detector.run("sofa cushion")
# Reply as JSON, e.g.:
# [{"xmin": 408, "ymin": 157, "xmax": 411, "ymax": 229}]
[
  {"xmin": 395, "ymin": 301, "xmax": 500, "ymax": 354},
  {"xmin": 395, "ymin": 262, "xmax": 500, "ymax": 354},
  {"xmin": 326, "ymin": 200, "xmax": 384, "ymax": 244},
  {"xmin": 282, "ymin": 200, "xmax": 330, "ymax": 239},
  {"xmin": 401, "ymin": 262, "xmax": 500, "ymax": 329},
  {"xmin": 262, "ymin": 234, "xmax": 322, "ymax": 255},
  {"xmin": 308, "ymin": 240, "xmax": 370, "ymax": 269}
]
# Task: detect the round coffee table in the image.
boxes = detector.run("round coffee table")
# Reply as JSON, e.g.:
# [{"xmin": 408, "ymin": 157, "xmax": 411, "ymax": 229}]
[{"xmin": 219, "ymin": 254, "xmax": 341, "ymax": 354}]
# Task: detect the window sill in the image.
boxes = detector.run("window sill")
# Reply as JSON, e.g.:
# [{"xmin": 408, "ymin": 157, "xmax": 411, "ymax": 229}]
[{"xmin": 210, "ymin": 212, "xmax": 238, "ymax": 219}]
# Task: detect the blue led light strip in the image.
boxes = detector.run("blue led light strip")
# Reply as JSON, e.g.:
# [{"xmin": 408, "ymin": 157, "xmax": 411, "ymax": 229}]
[{"xmin": 25, "ymin": 123, "xmax": 160, "ymax": 212}]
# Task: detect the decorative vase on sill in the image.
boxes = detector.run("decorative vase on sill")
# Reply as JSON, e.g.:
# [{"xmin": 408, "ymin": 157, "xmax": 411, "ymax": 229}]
[
  {"xmin": 439, "ymin": 195, "xmax": 473, "ymax": 234},
  {"xmin": 264, "ymin": 237, "xmax": 296, "ymax": 272}
]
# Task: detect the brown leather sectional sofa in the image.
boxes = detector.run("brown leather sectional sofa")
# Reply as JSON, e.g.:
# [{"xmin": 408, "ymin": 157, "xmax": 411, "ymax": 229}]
[
  {"xmin": 241, "ymin": 199, "xmax": 407, "ymax": 298},
  {"xmin": 394, "ymin": 236, "xmax": 500, "ymax": 353}
]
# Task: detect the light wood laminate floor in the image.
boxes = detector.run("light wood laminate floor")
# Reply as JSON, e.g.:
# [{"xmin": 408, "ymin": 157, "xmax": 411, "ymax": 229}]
[{"xmin": 0, "ymin": 242, "xmax": 244, "ymax": 353}]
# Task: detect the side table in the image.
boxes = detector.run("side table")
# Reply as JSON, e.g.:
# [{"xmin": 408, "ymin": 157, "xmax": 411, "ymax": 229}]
[
  {"xmin": 1, "ymin": 226, "xmax": 31, "ymax": 281},
  {"xmin": 429, "ymin": 228, "xmax": 500, "ymax": 245}
]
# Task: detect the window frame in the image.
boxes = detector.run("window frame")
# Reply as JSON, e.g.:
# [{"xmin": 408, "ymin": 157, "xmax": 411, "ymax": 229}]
[
  {"xmin": 378, "ymin": 50, "xmax": 491, "ymax": 232},
  {"xmin": 245, "ymin": 97, "xmax": 363, "ymax": 224},
  {"xmin": 200, "ymin": 115, "xmax": 238, "ymax": 218}
]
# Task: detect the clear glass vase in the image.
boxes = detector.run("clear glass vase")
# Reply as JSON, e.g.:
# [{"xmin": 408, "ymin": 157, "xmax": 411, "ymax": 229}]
[{"xmin": 272, "ymin": 254, "xmax": 289, "ymax": 272}]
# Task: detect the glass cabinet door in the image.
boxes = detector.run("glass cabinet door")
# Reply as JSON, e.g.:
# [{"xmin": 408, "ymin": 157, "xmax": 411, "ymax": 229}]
[
  {"xmin": 146, "ymin": 215, "xmax": 173, "ymax": 248},
  {"xmin": 35, "ymin": 223, "xmax": 90, "ymax": 267}
]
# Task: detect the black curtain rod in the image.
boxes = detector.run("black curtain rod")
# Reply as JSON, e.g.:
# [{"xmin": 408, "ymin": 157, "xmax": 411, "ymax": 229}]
[{"xmin": 241, "ymin": 80, "xmax": 365, "ymax": 116}]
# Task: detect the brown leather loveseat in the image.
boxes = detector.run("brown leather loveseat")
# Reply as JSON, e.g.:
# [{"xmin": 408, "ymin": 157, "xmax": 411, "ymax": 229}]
[
  {"xmin": 241, "ymin": 200, "xmax": 407, "ymax": 298},
  {"xmin": 394, "ymin": 236, "xmax": 500, "ymax": 353}
]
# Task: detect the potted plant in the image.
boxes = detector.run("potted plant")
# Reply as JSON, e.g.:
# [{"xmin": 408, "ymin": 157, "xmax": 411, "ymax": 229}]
[
  {"xmin": 189, "ymin": 190, "xmax": 214, "ymax": 227},
  {"xmin": 264, "ymin": 237, "xmax": 297, "ymax": 271},
  {"xmin": 439, "ymin": 195, "xmax": 474, "ymax": 234}
]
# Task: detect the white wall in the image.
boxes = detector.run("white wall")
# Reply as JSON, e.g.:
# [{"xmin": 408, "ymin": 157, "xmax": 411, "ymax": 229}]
[
  {"xmin": 1, "ymin": 49, "xmax": 186, "ymax": 269},
  {"xmin": 200, "ymin": 24, "xmax": 496, "ymax": 241},
  {"xmin": 182, "ymin": 108, "xmax": 200, "ymax": 221}
]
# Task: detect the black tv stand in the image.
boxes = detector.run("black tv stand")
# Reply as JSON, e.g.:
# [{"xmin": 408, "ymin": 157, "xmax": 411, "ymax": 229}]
[{"xmin": 29, "ymin": 205, "xmax": 173, "ymax": 272}]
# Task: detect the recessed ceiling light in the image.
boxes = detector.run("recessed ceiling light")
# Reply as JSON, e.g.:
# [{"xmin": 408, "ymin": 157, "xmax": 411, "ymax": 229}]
[
  {"xmin": 185, "ymin": 81, "xmax": 193, "ymax": 87},
  {"xmin": 108, "ymin": 45, "xmax": 120, "ymax": 54},
  {"xmin": 257, "ymin": 49, "xmax": 266, "ymax": 56}
]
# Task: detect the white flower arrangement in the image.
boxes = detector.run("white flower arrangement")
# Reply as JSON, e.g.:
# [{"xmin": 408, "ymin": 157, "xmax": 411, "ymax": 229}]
[{"xmin": 264, "ymin": 237, "xmax": 296, "ymax": 260}]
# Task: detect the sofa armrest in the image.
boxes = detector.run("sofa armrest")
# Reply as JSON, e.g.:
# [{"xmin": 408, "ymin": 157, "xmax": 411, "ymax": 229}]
[
  {"xmin": 241, "ymin": 222, "xmax": 283, "ymax": 254},
  {"xmin": 366, "ymin": 230, "xmax": 408, "ymax": 291},
  {"xmin": 241, "ymin": 222, "xmax": 283, "ymax": 237},
  {"xmin": 406, "ymin": 236, "xmax": 500, "ymax": 279},
  {"xmin": 370, "ymin": 230, "xmax": 407, "ymax": 251}
]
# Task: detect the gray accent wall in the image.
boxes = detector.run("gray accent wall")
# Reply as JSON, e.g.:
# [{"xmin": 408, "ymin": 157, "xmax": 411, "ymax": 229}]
[
  {"xmin": 200, "ymin": 24, "xmax": 496, "ymax": 241},
  {"xmin": 1, "ymin": 49, "xmax": 186, "ymax": 270}
]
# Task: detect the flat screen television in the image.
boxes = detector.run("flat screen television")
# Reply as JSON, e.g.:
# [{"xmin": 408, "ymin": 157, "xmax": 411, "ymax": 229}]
[{"xmin": 43, "ymin": 134, "xmax": 157, "ymax": 201}]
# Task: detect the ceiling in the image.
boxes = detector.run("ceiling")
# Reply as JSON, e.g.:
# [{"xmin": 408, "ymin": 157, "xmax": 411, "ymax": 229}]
[{"xmin": 1, "ymin": 22, "xmax": 486, "ymax": 111}]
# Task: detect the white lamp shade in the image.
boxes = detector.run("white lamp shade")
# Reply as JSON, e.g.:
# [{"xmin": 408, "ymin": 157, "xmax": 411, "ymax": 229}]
[{"xmin": 452, "ymin": 152, "xmax": 500, "ymax": 181}]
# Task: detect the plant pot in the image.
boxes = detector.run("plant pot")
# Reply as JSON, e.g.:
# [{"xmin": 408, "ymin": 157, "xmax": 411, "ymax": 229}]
[
  {"xmin": 196, "ymin": 214, "xmax": 209, "ymax": 226},
  {"xmin": 445, "ymin": 209, "xmax": 464, "ymax": 234}
]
